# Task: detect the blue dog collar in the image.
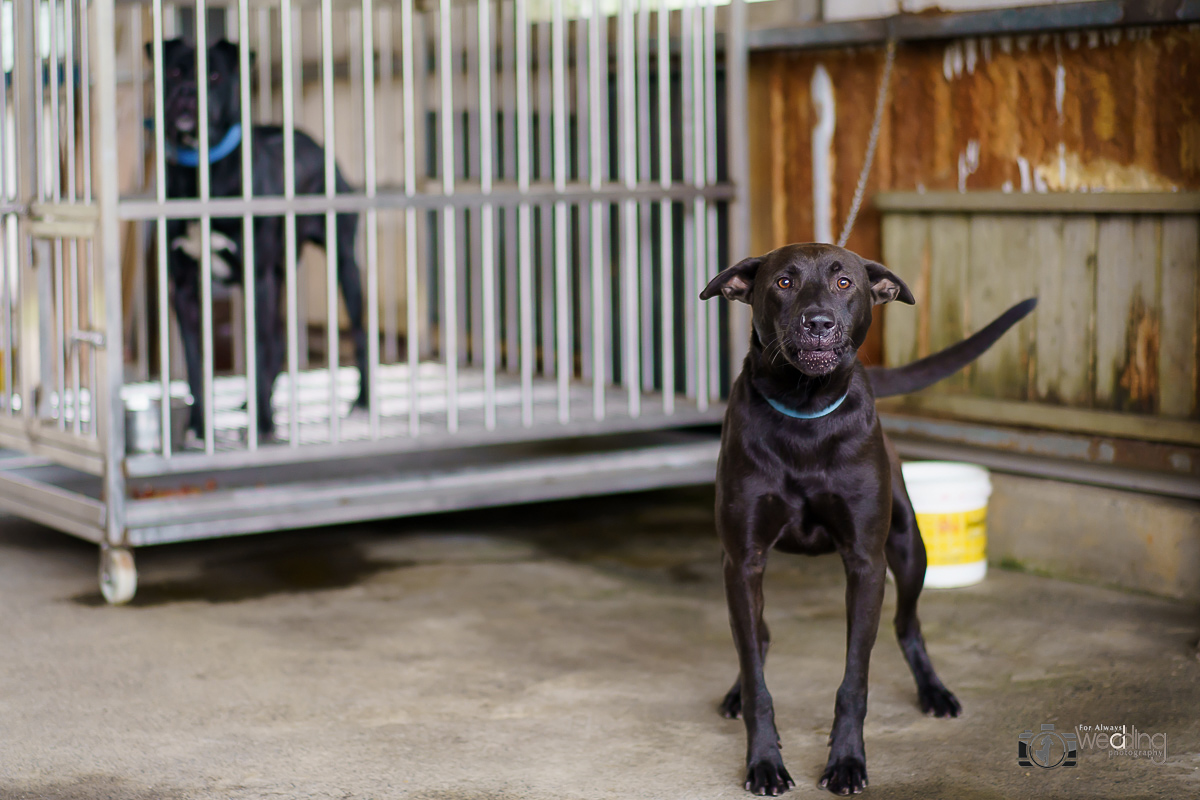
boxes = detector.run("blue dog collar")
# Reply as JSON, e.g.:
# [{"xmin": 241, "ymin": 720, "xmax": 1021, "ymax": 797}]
[
  {"xmin": 160, "ymin": 123, "xmax": 243, "ymax": 167},
  {"xmin": 764, "ymin": 390, "xmax": 849, "ymax": 420}
]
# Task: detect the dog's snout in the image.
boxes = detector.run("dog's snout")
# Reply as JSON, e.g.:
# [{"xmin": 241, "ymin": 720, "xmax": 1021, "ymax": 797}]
[{"xmin": 801, "ymin": 311, "xmax": 836, "ymax": 336}]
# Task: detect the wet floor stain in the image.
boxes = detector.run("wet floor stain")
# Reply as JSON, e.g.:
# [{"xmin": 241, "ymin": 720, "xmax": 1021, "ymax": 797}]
[{"xmin": 71, "ymin": 544, "xmax": 416, "ymax": 607}]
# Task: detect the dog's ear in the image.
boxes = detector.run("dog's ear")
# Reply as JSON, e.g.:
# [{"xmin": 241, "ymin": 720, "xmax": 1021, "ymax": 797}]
[
  {"xmin": 700, "ymin": 256, "xmax": 763, "ymax": 304},
  {"xmin": 210, "ymin": 39, "xmax": 253, "ymax": 70},
  {"xmin": 150, "ymin": 38, "xmax": 188, "ymax": 63},
  {"xmin": 864, "ymin": 260, "xmax": 915, "ymax": 306}
]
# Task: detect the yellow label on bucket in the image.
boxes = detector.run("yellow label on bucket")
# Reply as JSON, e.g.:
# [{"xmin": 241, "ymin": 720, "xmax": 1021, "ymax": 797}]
[{"xmin": 916, "ymin": 508, "xmax": 987, "ymax": 567}]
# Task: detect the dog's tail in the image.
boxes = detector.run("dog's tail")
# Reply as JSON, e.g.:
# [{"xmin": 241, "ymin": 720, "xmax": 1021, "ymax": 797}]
[{"xmin": 867, "ymin": 298, "xmax": 1038, "ymax": 398}]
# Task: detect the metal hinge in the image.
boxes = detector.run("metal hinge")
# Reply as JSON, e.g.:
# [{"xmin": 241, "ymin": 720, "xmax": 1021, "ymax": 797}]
[{"xmin": 70, "ymin": 329, "xmax": 106, "ymax": 348}]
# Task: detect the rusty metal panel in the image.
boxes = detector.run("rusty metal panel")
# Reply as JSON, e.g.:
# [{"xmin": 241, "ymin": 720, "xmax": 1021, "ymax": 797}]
[{"xmin": 748, "ymin": 26, "xmax": 1200, "ymax": 370}]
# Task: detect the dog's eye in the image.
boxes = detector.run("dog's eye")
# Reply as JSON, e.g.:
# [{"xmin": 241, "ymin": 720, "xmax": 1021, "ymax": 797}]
[
  {"xmin": 836, "ymin": 276, "xmax": 852, "ymax": 290},
  {"xmin": 168, "ymin": 67, "xmax": 182, "ymax": 79},
  {"xmin": 210, "ymin": 72, "xmax": 221, "ymax": 83},
  {"xmin": 776, "ymin": 277, "xmax": 791, "ymax": 289}
]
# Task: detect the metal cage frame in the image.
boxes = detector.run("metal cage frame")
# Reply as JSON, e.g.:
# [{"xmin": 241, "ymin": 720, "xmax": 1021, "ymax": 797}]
[{"xmin": 0, "ymin": 0, "xmax": 749, "ymax": 602}]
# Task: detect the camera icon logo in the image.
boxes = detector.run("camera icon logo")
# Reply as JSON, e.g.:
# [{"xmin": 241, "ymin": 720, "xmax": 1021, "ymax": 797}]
[{"xmin": 1019, "ymin": 724, "xmax": 1078, "ymax": 769}]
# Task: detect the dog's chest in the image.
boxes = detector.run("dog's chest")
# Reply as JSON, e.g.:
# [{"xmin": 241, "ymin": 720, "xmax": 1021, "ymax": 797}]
[{"xmin": 170, "ymin": 221, "xmax": 241, "ymax": 284}]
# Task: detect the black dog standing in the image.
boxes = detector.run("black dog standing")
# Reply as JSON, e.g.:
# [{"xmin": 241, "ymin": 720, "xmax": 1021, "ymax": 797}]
[
  {"xmin": 701, "ymin": 243, "xmax": 1035, "ymax": 795},
  {"xmin": 150, "ymin": 39, "xmax": 369, "ymax": 440}
]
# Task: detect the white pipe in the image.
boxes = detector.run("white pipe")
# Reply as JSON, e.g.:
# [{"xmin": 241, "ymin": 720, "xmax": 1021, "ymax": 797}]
[{"xmin": 811, "ymin": 64, "xmax": 835, "ymax": 245}]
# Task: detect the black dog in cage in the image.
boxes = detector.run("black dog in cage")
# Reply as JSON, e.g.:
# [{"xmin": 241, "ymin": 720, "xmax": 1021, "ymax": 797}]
[{"xmin": 148, "ymin": 38, "xmax": 369, "ymax": 441}]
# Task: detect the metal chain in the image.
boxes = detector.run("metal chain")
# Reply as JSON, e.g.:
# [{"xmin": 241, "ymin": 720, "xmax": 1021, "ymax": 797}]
[{"xmin": 837, "ymin": 39, "xmax": 896, "ymax": 249}]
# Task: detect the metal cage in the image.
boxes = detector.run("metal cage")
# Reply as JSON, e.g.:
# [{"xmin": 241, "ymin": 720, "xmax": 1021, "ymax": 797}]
[{"xmin": 0, "ymin": 0, "xmax": 749, "ymax": 602}]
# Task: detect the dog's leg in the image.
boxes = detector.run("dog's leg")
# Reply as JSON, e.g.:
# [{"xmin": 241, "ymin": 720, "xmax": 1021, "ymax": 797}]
[
  {"xmin": 719, "ymin": 623, "xmax": 768, "ymax": 721},
  {"xmin": 170, "ymin": 265, "xmax": 204, "ymax": 437},
  {"xmin": 885, "ymin": 478, "xmax": 962, "ymax": 719},
  {"xmin": 335, "ymin": 211, "xmax": 369, "ymax": 408},
  {"xmin": 723, "ymin": 531, "xmax": 793, "ymax": 796},
  {"xmin": 820, "ymin": 546, "xmax": 886, "ymax": 795},
  {"xmin": 253, "ymin": 271, "xmax": 282, "ymax": 439}
]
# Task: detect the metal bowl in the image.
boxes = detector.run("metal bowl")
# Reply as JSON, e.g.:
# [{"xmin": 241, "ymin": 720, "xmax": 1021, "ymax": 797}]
[{"xmin": 125, "ymin": 394, "xmax": 193, "ymax": 454}]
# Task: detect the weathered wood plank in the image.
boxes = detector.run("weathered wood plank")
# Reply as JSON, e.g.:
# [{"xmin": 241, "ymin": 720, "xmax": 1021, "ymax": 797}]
[
  {"xmin": 967, "ymin": 214, "xmax": 1041, "ymax": 400},
  {"xmin": 927, "ymin": 214, "xmax": 970, "ymax": 390},
  {"xmin": 881, "ymin": 213, "xmax": 929, "ymax": 368},
  {"xmin": 1095, "ymin": 216, "xmax": 1161, "ymax": 414},
  {"xmin": 876, "ymin": 394, "xmax": 1200, "ymax": 447},
  {"xmin": 1158, "ymin": 216, "xmax": 1199, "ymax": 419},
  {"xmin": 1035, "ymin": 215, "xmax": 1097, "ymax": 407},
  {"xmin": 875, "ymin": 191, "xmax": 1200, "ymax": 214}
]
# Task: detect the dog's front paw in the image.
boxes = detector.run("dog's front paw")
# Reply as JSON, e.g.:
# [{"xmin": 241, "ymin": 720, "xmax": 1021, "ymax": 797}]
[
  {"xmin": 918, "ymin": 683, "xmax": 961, "ymax": 718},
  {"xmin": 744, "ymin": 758, "xmax": 794, "ymax": 796},
  {"xmin": 819, "ymin": 756, "xmax": 867, "ymax": 795}
]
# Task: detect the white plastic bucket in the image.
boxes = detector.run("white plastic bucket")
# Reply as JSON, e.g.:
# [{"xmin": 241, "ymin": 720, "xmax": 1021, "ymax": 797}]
[{"xmin": 900, "ymin": 461, "xmax": 992, "ymax": 588}]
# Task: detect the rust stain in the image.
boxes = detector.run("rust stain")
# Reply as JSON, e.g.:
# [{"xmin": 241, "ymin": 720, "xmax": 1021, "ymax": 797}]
[
  {"xmin": 1132, "ymin": 34, "xmax": 1160, "ymax": 177},
  {"xmin": 1085, "ymin": 71, "xmax": 1116, "ymax": 142},
  {"xmin": 1116, "ymin": 297, "xmax": 1161, "ymax": 414},
  {"xmin": 1035, "ymin": 150, "xmax": 1178, "ymax": 191},
  {"xmin": 1181, "ymin": 120, "xmax": 1200, "ymax": 176},
  {"xmin": 768, "ymin": 67, "xmax": 787, "ymax": 246}
]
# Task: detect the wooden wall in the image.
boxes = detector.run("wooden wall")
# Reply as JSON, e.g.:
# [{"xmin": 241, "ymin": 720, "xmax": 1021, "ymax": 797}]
[
  {"xmin": 747, "ymin": 25, "xmax": 1200, "ymax": 366},
  {"xmin": 880, "ymin": 202, "xmax": 1199, "ymax": 444}
]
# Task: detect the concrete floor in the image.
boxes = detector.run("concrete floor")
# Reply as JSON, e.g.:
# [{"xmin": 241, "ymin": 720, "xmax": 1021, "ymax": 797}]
[{"xmin": 2, "ymin": 487, "xmax": 1199, "ymax": 800}]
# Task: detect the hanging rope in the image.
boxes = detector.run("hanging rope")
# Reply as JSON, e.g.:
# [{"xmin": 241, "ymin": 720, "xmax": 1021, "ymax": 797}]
[{"xmin": 837, "ymin": 39, "xmax": 897, "ymax": 249}]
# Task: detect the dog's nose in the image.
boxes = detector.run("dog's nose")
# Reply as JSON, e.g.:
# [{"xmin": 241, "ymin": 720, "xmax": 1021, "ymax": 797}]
[{"xmin": 801, "ymin": 311, "xmax": 836, "ymax": 335}]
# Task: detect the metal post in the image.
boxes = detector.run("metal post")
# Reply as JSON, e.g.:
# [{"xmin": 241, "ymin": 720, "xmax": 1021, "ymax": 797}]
[
  {"xmin": 65, "ymin": 0, "xmax": 81, "ymax": 431},
  {"xmin": 679, "ymin": 0, "xmax": 694, "ymax": 400},
  {"xmin": 0, "ymin": 0, "xmax": 13, "ymax": 415},
  {"xmin": 478, "ymin": 0, "xmax": 496, "ymax": 430},
  {"xmin": 49, "ymin": 0, "xmax": 66, "ymax": 429},
  {"xmin": 657, "ymin": 0, "xmax": 673, "ymax": 414},
  {"xmin": 501, "ymin": 0, "xmax": 518, "ymax": 376},
  {"xmin": 80, "ymin": 0, "xmax": 95, "ymax": 434},
  {"xmin": 239, "ymin": 0, "xmax": 258, "ymax": 449},
  {"xmin": 536, "ymin": 19, "xmax": 552, "ymax": 382},
  {"xmin": 551, "ymin": 0, "xmax": 569, "ymax": 423},
  {"xmin": 515, "ymin": 0, "xmax": 533, "ymax": 427},
  {"xmin": 152, "ymin": 0, "xmax": 171, "ymax": 456},
  {"xmin": 14, "ymin": 0, "xmax": 39, "ymax": 422},
  {"xmin": 196, "ymin": 0, "xmax": 216, "ymax": 452},
  {"xmin": 574, "ymin": 11, "xmax": 591, "ymax": 383},
  {"xmin": 93, "ymin": 0, "xmax": 126, "ymax": 543},
  {"xmin": 438, "ymin": 0, "xmax": 457, "ymax": 433},
  {"xmin": 281, "ymin": 0, "xmax": 300, "ymax": 446},
  {"xmin": 637, "ymin": 0, "xmax": 653, "ymax": 392},
  {"xmin": 726, "ymin": 0, "xmax": 751, "ymax": 384},
  {"xmin": 689, "ymin": 0, "xmax": 707, "ymax": 412},
  {"xmin": 588, "ymin": 0, "xmax": 604, "ymax": 421},
  {"xmin": 618, "ymin": 0, "xmax": 640, "ymax": 417},
  {"xmin": 704, "ymin": 0, "xmax": 718, "ymax": 401}
]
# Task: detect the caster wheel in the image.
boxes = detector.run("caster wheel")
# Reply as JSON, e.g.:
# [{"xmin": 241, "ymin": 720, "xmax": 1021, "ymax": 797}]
[{"xmin": 99, "ymin": 546, "xmax": 137, "ymax": 605}]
